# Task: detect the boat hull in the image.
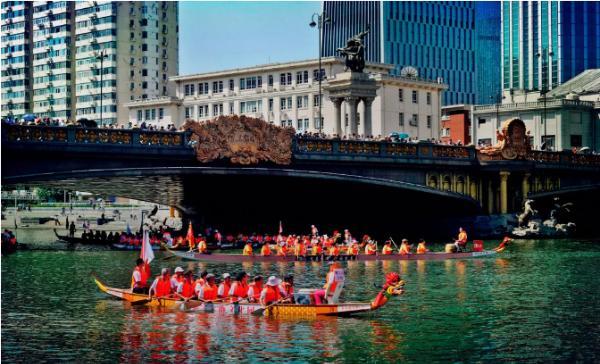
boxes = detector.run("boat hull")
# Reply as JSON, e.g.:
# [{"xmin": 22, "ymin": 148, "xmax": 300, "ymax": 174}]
[
  {"xmin": 112, "ymin": 243, "xmax": 160, "ymax": 251},
  {"xmin": 167, "ymin": 249, "xmax": 498, "ymax": 263}
]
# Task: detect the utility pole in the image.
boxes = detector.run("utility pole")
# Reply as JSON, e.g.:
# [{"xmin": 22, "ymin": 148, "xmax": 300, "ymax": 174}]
[
  {"xmin": 96, "ymin": 50, "xmax": 108, "ymax": 126},
  {"xmin": 310, "ymin": 11, "xmax": 331, "ymax": 134}
]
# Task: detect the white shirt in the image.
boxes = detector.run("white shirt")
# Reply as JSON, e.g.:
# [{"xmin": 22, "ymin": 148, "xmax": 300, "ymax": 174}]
[
  {"xmin": 170, "ymin": 275, "xmax": 181, "ymax": 289},
  {"xmin": 149, "ymin": 277, "xmax": 160, "ymax": 293},
  {"xmin": 132, "ymin": 269, "xmax": 142, "ymax": 286},
  {"xmin": 217, "ymin": 282, "xmax": 229, "ymax": 297}
]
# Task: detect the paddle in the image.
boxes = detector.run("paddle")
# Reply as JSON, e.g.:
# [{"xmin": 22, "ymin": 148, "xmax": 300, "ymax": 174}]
[
  {"xmin": 131, "ymin": 298, "xmax": 153, "ymax": 306},
  {"xmin": 389, "ymin": 237, "xmax": 400, "ymax": 250},
  {"xmin": 252, "ymin": 297, "xmax": 290, "ymax": 316}
]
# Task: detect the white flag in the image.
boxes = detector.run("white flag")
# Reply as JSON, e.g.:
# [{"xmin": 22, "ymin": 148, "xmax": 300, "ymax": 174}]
[{"xmin": 141, "ymin": 229, "xmax": 155, "ymax": 264}]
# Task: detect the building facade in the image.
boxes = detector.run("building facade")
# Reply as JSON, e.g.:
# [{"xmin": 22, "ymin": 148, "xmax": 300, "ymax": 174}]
[
  {"xmin": 474, "ymin": 69, "xmax": 600, "ymax": 151},
  {"xmin": 125, "ymin": 57, "xmax": 447, "ymax": 139},
  {"xmin": 1, "ymin": 1, "xmax": 179, "ymax": 125},
  {"xmin": 322, "ymin": 1, "xmax": 501, "ymax": 106},
  {"xmin": 501, "ymin": 1, "xmax": 600, "ymax": 92},
  {"xmin": 440, "ymin": 104, "xmax": 472, "ymax": 145}
]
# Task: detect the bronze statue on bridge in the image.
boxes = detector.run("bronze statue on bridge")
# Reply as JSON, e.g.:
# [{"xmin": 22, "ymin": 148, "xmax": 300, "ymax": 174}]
[{"xmin": 336, "ymin": 26, "xmax": 370, "ymax": 73}]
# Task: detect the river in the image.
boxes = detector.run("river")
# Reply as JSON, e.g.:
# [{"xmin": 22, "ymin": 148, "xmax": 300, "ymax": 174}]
[{"xmin": 2, "ymin": 231, "xmax": 600, "ymax": 362}]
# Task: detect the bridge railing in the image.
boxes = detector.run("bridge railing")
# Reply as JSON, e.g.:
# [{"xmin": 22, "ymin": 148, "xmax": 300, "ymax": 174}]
[
  {"xmin": 294, "ymin": 138, "xmax": 477, "ymax": 162},
  {"xmin": 2, "ymin": 124, "xmax": 191, "ymax": 148}
]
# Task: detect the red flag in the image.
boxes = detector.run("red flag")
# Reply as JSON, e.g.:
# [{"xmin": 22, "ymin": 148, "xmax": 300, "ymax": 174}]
[{"xmin": 186, "ymin": 222, "xmax": 195, "ymax": 248}]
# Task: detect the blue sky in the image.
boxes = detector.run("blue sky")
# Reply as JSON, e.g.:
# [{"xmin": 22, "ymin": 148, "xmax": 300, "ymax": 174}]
[{"xmin": 179, "ymin": 1, "xmax": 322, "ymax": 74}]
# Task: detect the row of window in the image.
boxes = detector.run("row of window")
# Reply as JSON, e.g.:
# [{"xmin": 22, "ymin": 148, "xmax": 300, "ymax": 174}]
[
  {"xmin": 33, "ymin": 73, "xmax": 70, "ymax": 83},
  {"xmin": 1, "ymin": 21, "xmax": 26, "ymax": 32},
  {"xmin": 398, "ymin": 113, "xmax": 433, "ymax": 128},
  {"xmin": 75, "ymin": 67, "xmax": 116, "ymax": 79},
  {"xmin": 76, "ymin": 40, "xmax": 116, "ymax": 54},
  {"xmin": 75, "ymin": 79, "xmax": 116, "ymax": 91},
  {"xmin": 33, "ymin": 12, "xmax": 70, "ymax": 26},
  {"xmin": 2, "ymin": 79, "xmax": 29, "ymax": 87},
  {"xmin": 33, "ymin": 48, "xmax": 69, "ymax": 60},
  {"xmin": 76, "ymin": 54, "xmax": 116, "ymax": 66},
  {"xmin": 136, "ymin": 108, "xmax": 165, "ymax": 121},
  {"xmin": 2, "ymin": 44, "xmax": 28, "ymax": 53},
  {"xmin": 1, "ymin": 67, "xmax": 27, "ymax": 76},
  {"xmin": 76, "ymin": 92, "xmax": 116, "ymax": 103},
  {"xmin": 398, "ymin": 89, "xmax": 432, "ymax": 105},
  {"xmin": 1, "ymin": 32, "xmax": 26, "ymax": 42},
  {"xmin": 182, "ymin": 69, "xmax": 326, "ymax": 96},
  {"xmin": 33, "ymin": 86, "xmax": 69, "ymax": 96},
  {"xmin": 33, "ymin": 36, "xmax": 70, "ymax": 48},
  {"xmin": 1, "ymin": 9, "xmax": 26, "ymax": 19},
  {"xmin": 1, "ymin": 55, "xmax": 27, "ymax": 65},
  {"xmin": 76, "ymin": 29, "xmax": 116, "ymax": 42},
  {"xmin": 75, "ymin": 15, "xmax": 116, "ymax": 29},
  {"xmin": 75, "ymin": 3, "xmax": 116, "ymax": 17},
  {"xmin": 33, "ymin": 24, "xmax": 70, "ymax": 38},
  {"xmin": 33, "ymin": 1, "xmax": 68, "ymax": 13},
  {"xmin": 2, "ymin": 90, "xmax": 28, "ymax": 99},
  {"xmin": 34, "ymin": 98, "xmax": 70, "ymax": 108},
  {"xmin": 33, "ymin": 61, "xmax": 71, "ymax": 72},
  {"xmin": 76, "ymin": 105, "xmax": 117, "ymax": 115}
]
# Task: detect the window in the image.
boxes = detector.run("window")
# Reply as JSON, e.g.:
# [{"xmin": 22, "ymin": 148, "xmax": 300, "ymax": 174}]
[
  {"xmin": 142, "ymin": 56, "xmax": 148, "ymax": 64},
  {"xmin": 410, "ymin": 114, "xmax": 418, "ymax": 126},
  {"xmin": 297, "ymin": 95, "xmax": 308, "ymax": 109},
  {"xmin": 280, "ymin": 73, "xmax": 292, "ymax": 86},
  {"xmin": 240, "ymin": 100, "xmax": 262, "ymax": 113},
  {"xmin": 213, "ymin": 103, "xmax": 223, "ymax": 116},
  {"xmin": 158, "ymin": 108, "xmax": 164, "ymax": 119},
  {"xmin": 478, "ymin": 118, "xmax": 487, "ymax": 125},
  {"xmin": 130, "ymin": 32, "xmax": 134, "ymax": 40},
  {"xmin": 142, "ymin": 69, "xmax": 148, "ymax": 76},
  {"xmin": 198, "ymin": 105, "xmax": 208, "ymax": 118},
  {"xmin": 268, "ymin": 75, "xmax": 273, "ymax": 86},
  {"xmin": 229, "ymin": 79, "xmax": 234, "ymax": 91},
  {"xmin": 229, "ymin": 102, "xmax": 234, "ymax": 114},
  {"xmin": 257, "ymin": 76, "xmax": 262, "ymax": 88},
  {"xmin": 240, "ymin": 76, "xmax": 258, "ymax": 90},
  {"xmin": 570, "ymin": 135, "xmax": 582, "ymax": 148},
  {"xmin": 313, "ymin": 95, "xmax": 320, "ymax": 107},
  {"xmin": 427, "ymin": 115, "xmax": 432, "ymax": 128},
  {"xmin": 142, "ymin": 44, "xmax": 148, "ymax": 51},
  {"xmin": 313, "ymin": 69, "xmax": 325, "ymax": 81},
  {"xmin": 426, "ymin": 92, "xmax": 431, "ymax": 105},
  {"xmin": 296, "ymin": 71, "xmax": 308, "ymax": 84},
  {"xmin": 268, "ymin": 98, "xmax": 273, "ymax": 112},
  {"xmin": 137, "ymin": 110, "xmax": 142, "ymax": 120},
  {"xmin": 142, "ymin": 81, "xmax": 148, "ymax": 89},
  {"xmin": 198, "ymin": 82, "xmax": 208, "ymax": 95},
  {"xmin": 130, "ymin": 70, "xmax": 135, "ymax": 77},
  {"xmin": 280, "ymin": 97, "xmax": 292, "ymax": 110},
  {"xmin": 442, "ymin": 128, "xmax": 450, "ymax": 137},
  {"xmin": 398, "ymin": 89, "xmax": 404, "ymax": 102},
  {"xmin": 304, "ymin": 118, "xmax": 310, "ymax": 130},
  {"xmin": 150, "ymin": 109, "xmax": 156, "ymax": 120},
  {"xmin": 399, "ymin": 112, "xmax": 404, "ymax": 127},
  {"xmin": 297, "ymin": 119, "xmax": 303, "ymax": 130},
  {"xmin": 142, "ymin": 31, "xmax": 147, "ymax": 39},
  {"xmin": 184, "ymin": 84, "xmax": 195, "ymax": 96},
  {"xmin": 212, "ymin": 81, "xmax": 223, "ymax": 94},
  {"xmin": 314, "ymin": 117, "xmax": 323, "ymax": 130},
  {"xmin": 185, "ymin": 107, "xmax": 192, "ymax": 119},
  {"xmin": 145, "ymin": 109, "xmax": 151, "ymax": 120},
  {"xmin": 412, "ymin": 90, "xmax": 418, "ymax": 103}
]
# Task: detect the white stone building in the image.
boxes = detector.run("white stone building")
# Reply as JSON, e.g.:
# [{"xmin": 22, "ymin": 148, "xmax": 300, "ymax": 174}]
[
  {"xmin": 473, "ymin": 69, "xmax": 600, "ymax": 151},
  {"xmin": 2, "ymin": 1, "xmax": 179, "ymax": 125},
  {"xmin": 125, "ymin": 57, "xmax": 447, "ymax": 139}
]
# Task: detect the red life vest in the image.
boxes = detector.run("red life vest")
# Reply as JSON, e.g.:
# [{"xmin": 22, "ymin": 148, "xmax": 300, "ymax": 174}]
[
  {"xmin": 231, "ymin": 282, "xmax": 248, "ymax": 299},
  {"xmin": 155, "ymin": 277, "xmax": 171, "ymax": 297},
  {"xmin": 248, "ymin": 282, "xmax": 262, "ymax": 300},
  {"xmin": 280, "ymin": 282, "xmax": 294, "ymax": 297},
  {"xmin": 131, "ymin": 266, "xmax": 148, "ymax": 289},
  {"xmin": 261, "ymin": 244, "xmax": 271, "ymax": 256},
  {"xmin": 181, "ymin": 280, "xmax": 194, "ymax": 299},
  {"xmin": 263, "ymin": 286, "xmax": 281, "ymax": 304},
  {"xmin": 218, "ymin": 282, "xmax": 230, "ymax": 298},
  {"xmin": 203, "ymin": 283, "xmax": 217, "ymax": 300}
]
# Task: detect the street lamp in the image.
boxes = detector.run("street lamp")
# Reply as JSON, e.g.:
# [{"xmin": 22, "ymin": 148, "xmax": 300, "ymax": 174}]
[
  {"xmin": 96, "ymin": 50, "xmax": 108, "ymax": 126},
  {"xmin": 310, "ymin": 11, "xmax": 330, "ymax": 134}
]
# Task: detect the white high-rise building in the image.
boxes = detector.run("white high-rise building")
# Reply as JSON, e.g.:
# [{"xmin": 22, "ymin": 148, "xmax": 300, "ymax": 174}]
[{"xmin": 2, "ymin": 1, "xmax": 179, "ymax": 125}]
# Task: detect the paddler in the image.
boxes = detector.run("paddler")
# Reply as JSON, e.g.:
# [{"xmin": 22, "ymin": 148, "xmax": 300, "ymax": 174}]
[
  {"xmin": 260, "ymin": 242, "xmax": 272, "ymax": 256},
  {"xmin": 454, "ymin": 227, "xmax": 468, "ymax": 252},
  {"xmin": 194, "ymin": 271, "xmax": 208, "ymax": 297},
  {"xmin": 196, "ymin": 236, "xmax": 208, "ymax": 254},
  {"xmin": 328, "ymin": 244, "xmax": 341, "ymax": 259},
  {"xmin": 276, "ymin": 242, "xmax": 288, "ymax": 256},
  {"xmin": 279, "ymin": 275, "xmax": 295, "ymax": 303},
  {"xmin": 398, "ymin": 239, "xmax": 411, "ymax": 255},
  {"xmin": 294, "ymin": 239, "xmax": 305, "ymax": 258},
  {"xmin": 349, "ymin": 241, "xmax": 359, "ymax": 256},
  {"xmin": 242, "ymin": 241, "xmax": 253, "ymax": 256},
  {"xmin": 260, "ymin": 276, "xmax": 282, "ymax": 306},
  {"xmin": 217, "ymin": 273, "xmax": 232, "ymax": 298},
  {"xmin": 171, "ymin": 266, "xmax": 185, "ymax": 290},
  {"xmin": 382, "ymin": 240, "xmax": 394, "ymax": 255},
  {"xmin": 229, "ymin": 272, "xmax": 249, "ymax": 302},
  {"xmin": 416, "ymin": 239, "xmax": 429, "ymax": 254},
  {"xmin": 131, "ymin": 258, "xmax": 149, "ymax": 294},
  {"xmin": 365, "ymin": 240, "xmax": 377, "ymax": 255},
  {"xmin": 149, "ymin": 268, "xmax": 172, "ymax": 298},
  {"xmin": 311, "ymin": 242, "xmax": 323, "ymax": 256},
  {"xmin": 198, "ymin": 274, "xmax": 218, "ymax": 301},
  {"xmin": 176, "ymin": 271, "xmax": 196, "ymax": 301},
  {"xmin": 313, "ymin": 263, "xmax": 341, "ymax": 305},
  {"xmin": 246, "ymin": 275, "xmax": 263, "ymax": 303}
]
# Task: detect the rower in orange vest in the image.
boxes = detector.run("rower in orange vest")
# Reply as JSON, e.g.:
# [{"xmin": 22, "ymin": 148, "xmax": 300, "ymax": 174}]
[
  {"xmin": 217, "ymin": 273, "xmax": 231, "ymax": 298},
  {"xmin": 131, "ymin": 258, "xmax": 149, "ymax": 294},
  {"xmin": 454, "ymin": 227, "xmax": 468, "ymax": 252},
  {"xmin": 276, "ymin": 243, "xmax": 287, "ymax": 256},
  {"xmin": 416, "ymin": 239, "xmax": 429, "ymax": 254},
  {"xmin": 313, "ymin": 263, "xmax": 341, "ymax": 305},
  {"xmin": 398, "ymin": 239, "xmax": 411, "ymax": 255},
  {"xmin": 198, "ymin": 274, "xmax": 218, "ymax": 301},
  {"xmin": 246, "ymin": 275, "xmax": 264, "ymax": 303},
  {"xmin": 279, "ymin": 275, "xmax": 295, "ymax": 303},
  {"xmin": 149, "ymin": 268, "xmax": 172, "ymax": 298},
  {"xmin": 294, "ymin": 241, "xmax": 305, "ymax": 258},
  {"xmin": 194, "ymin": 271, "xmax": 208, "ymax": 298},
  {"xmin": 311, "ymin": 242, "xmax": 322, "ymax": 256},
  {"xmin": 365, "ymin": 241, "xmax": 377, "ymax": 255},
  {"xmin": 349, "ymin": 242, "xmax": 359, "ymax": 256},
  {"xmin": 228, "ymin": 272, "xmax": 249, "ymax": 302},
  {"xmin": 260, "ymin": 276, "xmax": 282, "ymax": 305},
  {"xmin": 242, "ymin": 242, "xmax": 253, "ymax": 256},
  {"xmin": 382, "ymin": 241, "xmax": 394, "ymax": 255},
  {"xmin": 171, "ymin": 266, "xmax": 185, "ymax": 290},
  {"xmin": 176, "ymin": 271, "xmax": 196, "ymax": 300},
  {"xmin": 197, "ymin": 237, "xmax": 208, "ymax": 254},
  {"xmin": 329, "ymin": 244, "xmax": 341, "ymax": 257},
  {"xmin": 260, "ymin": 243, "xmax": 272, "ymax": 256}
]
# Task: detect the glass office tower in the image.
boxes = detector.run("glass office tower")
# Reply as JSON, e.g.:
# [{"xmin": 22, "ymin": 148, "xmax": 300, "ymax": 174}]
[
  {"xmin": 502, "ymin": 1, "xmax": 600, "ymax": 91},
  {"xmin": 322, "ymin": 1, "xmax": 501, "ymax": 105}
]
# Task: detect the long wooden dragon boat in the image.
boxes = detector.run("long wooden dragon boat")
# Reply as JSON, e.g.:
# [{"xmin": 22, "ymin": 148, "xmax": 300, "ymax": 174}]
[
  {"xmin": 164, "ymin": 239, "xmax": 508, "ymax": 263},
  {"xmin": 93, "ymin": 273, "xmax": 405, "ymax": 317}
]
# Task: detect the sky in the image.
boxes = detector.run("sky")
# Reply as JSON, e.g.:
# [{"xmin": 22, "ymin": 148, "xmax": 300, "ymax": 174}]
[{"xmin": 179, "ymin": 1, "xmax": 322, "ymax": 75}]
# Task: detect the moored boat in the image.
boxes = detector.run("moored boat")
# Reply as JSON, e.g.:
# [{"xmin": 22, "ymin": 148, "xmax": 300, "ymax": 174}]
[
  {"xmin": 111, "ymin": 243, "xmax": 160, "ymax": 251},
  {"xmin": 54, "ymin": 229, "xmax": 113, "ymax": 246},
  {"xmin": 164, "ymin": 240, "xmax": 507, "ymax": 263},
  {"xmin": 93, "ymin": 273, "xmax": 404, "ymax": 317}
]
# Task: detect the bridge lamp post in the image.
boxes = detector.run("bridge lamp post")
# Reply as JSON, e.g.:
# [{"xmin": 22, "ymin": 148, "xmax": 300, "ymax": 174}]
[
  {"xmin": 96, "ymin": 50, "xmax": 108, "ymax": 126},
  {"xmin": 310, "ymin": 11, "xmax": 330, "ymax": 134},
  {"xmin": 537, "ymin": 49, "xmax": 553, "ymax": 150}
]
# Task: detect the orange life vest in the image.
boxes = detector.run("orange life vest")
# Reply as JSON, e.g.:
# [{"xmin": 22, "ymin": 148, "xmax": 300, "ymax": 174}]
[
  {"xmin": 248, "ymin": 282, "xmax": 263, "ymax": 301},
  {"xmin": 349, "ymin": 244, "xmax": 359, "ymax": 255},
  {"xmin": 279, "ymin": 282, "xmax": 294, "ymax": 297},
  {"xmin": 294, "ymin": 243, "xmax": 304, "ymax": 256},
  {"xmin": 263, "ymin": 286, "xmax": 281, "ymax": 304},
  {"xmin": 324, "ymin": 271, "xmax": 337, "ymax": 292},
  {"xmin": 131, "ymin": 266, "xmax": 148, "ymax": 289},
  {"xmin": 458, "ymin": 231, "xmax": 468, "ymax": 244},
  {"xmin": 202, "ymin": 283, "xmax": 217, "ymax": 300},
  {"xmin": 181, "ymin": 280, "xmax": 195, "ymax": 299},
  {"xmin": 365, "ymin": 244, "xmax": 377, "ymax": 255},
  {"xmin": 399, "ymin": 243, "xmax": 411, "ymax": 255},
  {"xmin": 155, "ymin": 277, "xmax": 171, "ymax": 297},
  {"xmin": 329, "ymin": 245, "xmax": 340, "ymax": 256},
  {"xmin": 231, "ymin": 281, "xmax": 248, "ymax": 299},
  {"xmin": 277, "ymin": 245, "xmax": 287, "ymax": 256},
  {"xmin": 261, "ymin": 244, "xmax": 271, "ymax": 256},
  {"xmin": 417, "ymin": 243, "xmax": 427, "ymax": 254},
  {"xmin": 382, "ymin": 245, "xmax": 394, "ymax": 255},
  {"xmin": 218, "ymin": 282, "xmax": 230, "ymax": 297},
  {"xmin": 243, "ymin": 244, "xmax": 253, "ymax": 256},
  {"xmin": 198, "ymin": 240, "xmax": 207, "ymax": 253}
]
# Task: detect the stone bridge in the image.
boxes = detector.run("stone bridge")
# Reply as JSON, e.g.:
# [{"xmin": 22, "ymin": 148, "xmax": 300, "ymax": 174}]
[{"xmin": 2, "ymin": 123, "xmax": 599, "ymax": 234}]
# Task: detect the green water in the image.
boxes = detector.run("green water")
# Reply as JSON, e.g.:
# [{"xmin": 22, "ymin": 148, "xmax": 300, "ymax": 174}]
[{"xmin": 2, "ymin": 233, "xmax": 600, "ymax": 362}]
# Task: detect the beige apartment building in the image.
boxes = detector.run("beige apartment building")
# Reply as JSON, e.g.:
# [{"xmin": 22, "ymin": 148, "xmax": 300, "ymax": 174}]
[
  {"xmin": 126, "ymin": 57, "xmax": 447, "ymax": 138},
  {"xmin": 2, "ymin": 1, "xmax": 179, "ymax": 125}
]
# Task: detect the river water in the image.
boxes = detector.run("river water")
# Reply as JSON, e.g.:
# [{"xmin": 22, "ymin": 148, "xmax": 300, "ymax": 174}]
[{"xmin": 2, "ymin": 231, "xmax": 600, "ymax": 362}]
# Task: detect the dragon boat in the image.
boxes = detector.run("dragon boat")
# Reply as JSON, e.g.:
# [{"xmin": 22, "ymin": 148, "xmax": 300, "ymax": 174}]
[
  {"xmin": 93, "ymin": 272, "xmax": 405, "ymax": 317},
  {"xmin": 164, "ymin": 239, "xmax": 509, "ymax": 263}
]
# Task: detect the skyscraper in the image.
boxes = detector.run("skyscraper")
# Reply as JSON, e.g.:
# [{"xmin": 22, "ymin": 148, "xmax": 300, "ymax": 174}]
[
  {"xmin": 322, "ymin": 1, "xmax": 501, "ymax": 105},
  {"xmin": 502, "ymin": 1, "xmax": 600, "ymax": 92},
  {"xmin": 1, "ymin": 1, "xmax": 179, "ymax": 125}
]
